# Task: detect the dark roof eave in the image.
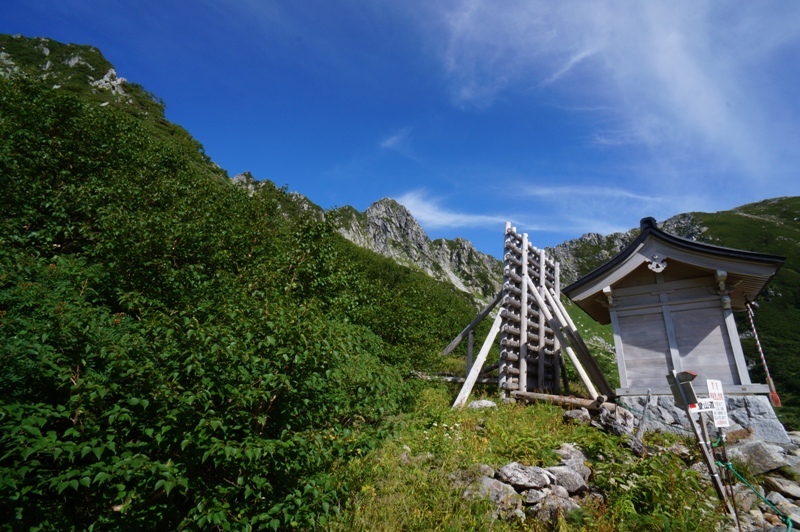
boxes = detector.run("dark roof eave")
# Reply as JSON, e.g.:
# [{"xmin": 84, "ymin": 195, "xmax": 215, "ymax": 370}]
[{"xmin": 564, "ymin": 217, "xmax": 786, "ymax": 298}]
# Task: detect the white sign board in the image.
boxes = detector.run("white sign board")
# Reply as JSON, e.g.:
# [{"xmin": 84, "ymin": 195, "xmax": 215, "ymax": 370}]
[
  {"xmin": 688, "ymin": 399, "xmax": 715, "ymax": 413},
  {"xmin": 707, "ymin": 379, "xmax": 730, "ymax": 428}
]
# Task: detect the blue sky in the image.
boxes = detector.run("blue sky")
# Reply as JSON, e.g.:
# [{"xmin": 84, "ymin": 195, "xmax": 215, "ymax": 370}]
[{"xmin": 4, "ymin": 1, "xmax": 800, "ymax": 257}]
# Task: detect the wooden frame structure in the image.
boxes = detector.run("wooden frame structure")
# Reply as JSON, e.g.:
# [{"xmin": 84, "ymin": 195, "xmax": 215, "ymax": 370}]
[
  {"xmin": 564, "ymin": 217, "xmax": 785, "ymax": 397},
  {"xmin": 498, "ymin": 223, "xmax": 563, "ymax": 394},
  {"xmin": 450, "ymin": 223, "xmax": 614, "ymax": 408}
]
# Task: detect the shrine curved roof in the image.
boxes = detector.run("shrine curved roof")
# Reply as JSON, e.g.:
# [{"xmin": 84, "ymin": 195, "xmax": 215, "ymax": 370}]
[{"xmin": 563, "ymin": 217, "xmax": 785, "ymax": 321}]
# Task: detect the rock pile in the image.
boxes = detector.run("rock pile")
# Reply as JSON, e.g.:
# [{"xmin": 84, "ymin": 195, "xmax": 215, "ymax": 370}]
[
  {"xmin": 455, "ymin": 443, "xmax": 597, "ymax": 523},
  {"xmin": 454, "ymin": 404, "xmax": 800, "ymax": 530},
  {"xmin": 719, "ymin": 434, "xmax": 800, "ymax": 531},
  {"xmin": 577, "ymin": 404, "xmax": 800, "ymax": 530}
]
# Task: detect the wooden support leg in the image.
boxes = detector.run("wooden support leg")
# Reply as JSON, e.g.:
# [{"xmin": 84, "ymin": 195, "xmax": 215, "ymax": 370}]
[{"xmin": 452, "ymin": 313, "xmax": 503, "ymax": 409}]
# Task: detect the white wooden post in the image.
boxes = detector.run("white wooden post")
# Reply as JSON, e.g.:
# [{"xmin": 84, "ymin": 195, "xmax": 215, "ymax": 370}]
[
  {"xmin": 452, "ymin": 312, "xmax": 503, "ymax": 409},
  {"xmin": 537, "ymin": 247, "xmax": 547, "ymax": 389},
  {"xmin": 527, "ymin": 277, "xmax": 599, "ymax": 400},
  {"xmin": 519, "ymin": 233, "xmax": 529, "ymax": 392}
]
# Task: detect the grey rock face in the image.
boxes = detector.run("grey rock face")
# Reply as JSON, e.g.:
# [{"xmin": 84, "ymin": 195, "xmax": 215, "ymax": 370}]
[
  {"xmin": 330, "ymin": 199, "xmax": 501, "ymax": 303},
  {"xmin": 593, "ymin": 405, "xmax": 636, "ymax": 438},
  {"xmin": 462, "ymin": 475, "xmax": 519, "ymax": 506},
  {"xmin": 545, "ymin": 466, "xmax": 588, "ymax": 495},
  {"xmin": 89, "ymin": 68, "xmax": 126, "ymax": 94},
  {"xmin": 729, "ymin": 441, "xmax": 789, "ymax": 476},
  {"xmin": 618, "ymin": 395, "xmax": 789, "ymax": 444},
  {"xmin": 523, "ymin": 488, "xmax": 546, "ymax": 505},
  {"xmin": 496, "ymin": 462, "xmax": 554, "ymax": 490},
  {"xmin": 732, "ymin": 482, "xmax": 763, "ymax": 512},
  {"xmin": 765, "ymin": 492, "xmax": 800, "ymax": 526},
  {"xmin": 563, "ymin": 408, "xmax": 591, "ymax": 424},
  {"xmin": 528, "ymin": 491, "xmax": 581, "ymax": 521},
  {"xmin": 763, "ymin": 476, "xmax": 800, "ymax": 499},
  {"xmin": 555, "ymin": 443, "xmax": 592, "ymax": 481}
]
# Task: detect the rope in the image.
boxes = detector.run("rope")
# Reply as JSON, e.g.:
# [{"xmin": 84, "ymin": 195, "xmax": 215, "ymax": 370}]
[
  {"xmin": 746, "ymin": 302, "xmax": 782, "ymax": 407},
  {"xmin": 716, "ymin": 460, "xmax": 793, "ymax": 531}
]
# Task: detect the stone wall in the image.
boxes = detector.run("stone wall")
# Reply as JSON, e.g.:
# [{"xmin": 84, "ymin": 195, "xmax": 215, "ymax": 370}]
[{"xmin": 618, "ymin": 394, "xmax": 789, "ymax": 444}]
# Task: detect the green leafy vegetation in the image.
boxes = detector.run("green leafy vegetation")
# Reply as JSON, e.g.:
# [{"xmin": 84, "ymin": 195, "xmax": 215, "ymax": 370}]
[
  {"xmin": 328, "ymin": 386, "xmax": 724, "ymax": 531},
  {"xmin": 0, "ymin": 71, "xmax": 478, "ymax": 529},
  {"xmin": 2, "ymin": 33, "xmax": 798, "ymax": 529}
]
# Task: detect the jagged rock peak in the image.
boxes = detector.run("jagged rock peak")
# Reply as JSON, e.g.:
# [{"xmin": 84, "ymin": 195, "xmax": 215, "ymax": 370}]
[
  {"xmin": 329, "ymin": 198, "xmax": 501, "ymax": 303},
  {"xmin": 363, "ymin": 198, "xmax": 430, "ymax": 257}
]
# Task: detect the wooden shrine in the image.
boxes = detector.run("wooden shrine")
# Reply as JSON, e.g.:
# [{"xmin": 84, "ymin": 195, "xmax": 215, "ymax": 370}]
[
  {"xmin": 450, "ymin": 223, "xmax": 613, "ymax": 408},
  {"xmin": 563, "ymin": 217, "xmax": 785, "ymax": 397}
]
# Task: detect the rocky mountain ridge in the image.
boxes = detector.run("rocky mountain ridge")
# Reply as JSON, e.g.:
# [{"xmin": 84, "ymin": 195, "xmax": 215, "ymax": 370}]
[
  {"xmin": 328, "ymin": 199, "xmax": 502, "ymax": 303},
  {"xmin": 1, "ymin": 34, "xmax": 168, "ymax": 125},
  {"xmin": 230, "ymin": 176, "xmax": 502, "ymax": 304},
  {"xmin": 326, "ymin": 194, "xmax": 712, "ymax": 301},
  {"xmin": 233, "ymin": 174, "xmax": 770, "ymax": 310}
]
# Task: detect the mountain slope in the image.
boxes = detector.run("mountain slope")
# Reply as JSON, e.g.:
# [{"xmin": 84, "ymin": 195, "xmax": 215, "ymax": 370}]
[
  {"xmin": 3, "ymin": 31, "xmax": 800, "ymax": 530},
  {"xmin": 328, "ymin": 198, "xmax": 502, "ymax": 303},
  {"xmin": 0, "ymin": 34, "xmax": 485, "ymax": 529}
]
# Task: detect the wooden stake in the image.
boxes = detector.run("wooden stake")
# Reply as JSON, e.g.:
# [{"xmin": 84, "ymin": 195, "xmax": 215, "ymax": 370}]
[
  {"xmin": 545, "ymin": 288, "xmax": 615, "ymax": 398},
  {"xmin": 512, "ymin": 390, "xmax": 614, "ymax": 411},
  {"xmin": 440, "ymin": 292, "xmax": 502, "ymax": 357},
  {"xmin": 452, "ymin": 312, "xmax": 503, "ymax": 409}
]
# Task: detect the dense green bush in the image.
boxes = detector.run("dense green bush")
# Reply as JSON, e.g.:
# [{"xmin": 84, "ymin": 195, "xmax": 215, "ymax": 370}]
[{"xmin": 0, "ymin": 77, "xmax": 478, "ymax": 529}]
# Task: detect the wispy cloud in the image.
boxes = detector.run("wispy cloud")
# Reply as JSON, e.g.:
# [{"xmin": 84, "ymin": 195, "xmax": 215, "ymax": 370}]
[
  {"xmin": 395, "ymin": 187, "xmax": 634, "ymax": 239},
  {"xmin": 522, "ymin": 185, "xmax": 663, "ymax": 204},
  {"xmin": 380, "ymin": 127, "xmax": 412, "ymax": 151},
  {"xmin": 426, "ymin": 1, "xmax": 800, "ymax": 200},
  {"xmin": 540, "ymin": 47, "xmax": 599, "ymax": 87},
  {"xmin": 507, "ymin": 179, "xmax": 686, "ymax": 241},
  {"xmin": 396, "ymin": 189, "xmax": 508, "ymax": 229}
]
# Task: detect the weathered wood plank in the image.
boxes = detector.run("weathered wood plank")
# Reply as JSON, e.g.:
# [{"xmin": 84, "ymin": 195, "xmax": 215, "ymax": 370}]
[
  {"xmin": 440, "ymin": 291, "xmax": 502, "ymax": 357},
  {"xmin": 511, "ymin": 391, "xmax": 614, "ymax": 411},
  {"xmin": 526, "ymin": 279, "xmax": 599, "ymax": 399},
  {"xmin": 452, "ymin": 312, "xmax": 503, "ymax": 409},
  {"xmin": 545, "ymin": 288, "xmax": 615, "ymax": 398}
]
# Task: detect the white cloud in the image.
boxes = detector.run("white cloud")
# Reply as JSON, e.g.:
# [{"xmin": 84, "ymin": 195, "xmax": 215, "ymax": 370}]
[
  {"xmin": 521, "ymin": 185, "xmax": 662, "ymax": 204},
  {"xmin": 427, "ymin": 1, "xmax": 800, "ymax": 199},
  {"xmin": 540, "ymin": 47, "xmax": 599, "ymax": 87},
  {"xmin": 380, "ymin": 127, "xmax": 412, "ymax": 150},
  {"xmin": 396, "ymin": 190, "xmax": 508, "ymax": 229},
  {"xmin": 395, "ymin": 187, "xmax": 636, "ymax": 239}
]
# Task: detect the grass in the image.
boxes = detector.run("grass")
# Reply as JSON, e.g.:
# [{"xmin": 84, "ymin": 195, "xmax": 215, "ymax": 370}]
[{"xmin": 327, "ymin": 384, "xmax": 727, "ymax": 531}]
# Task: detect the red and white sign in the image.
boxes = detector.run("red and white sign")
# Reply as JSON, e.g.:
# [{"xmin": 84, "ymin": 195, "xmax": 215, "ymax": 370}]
[{"xmin": 707, "ymin": 379, "xmax": 730, "ymax": 428}]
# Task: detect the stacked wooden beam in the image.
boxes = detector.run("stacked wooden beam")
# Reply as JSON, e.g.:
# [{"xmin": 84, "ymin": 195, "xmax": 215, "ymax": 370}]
[{"xmin": 499, "ymin": 223, "xmax": 563, "ymax": 394}]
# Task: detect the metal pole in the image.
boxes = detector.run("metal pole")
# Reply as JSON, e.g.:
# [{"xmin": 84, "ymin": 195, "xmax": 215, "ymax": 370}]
[{"xmin": 672, "ymin": 372, "xmax": 735, "ymax": 516}]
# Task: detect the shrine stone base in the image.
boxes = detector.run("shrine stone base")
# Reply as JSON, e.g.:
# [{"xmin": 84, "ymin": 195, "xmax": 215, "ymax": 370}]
[{"xmin": 617, "ymin": 394, "xmax": 790, "ymax": 444}]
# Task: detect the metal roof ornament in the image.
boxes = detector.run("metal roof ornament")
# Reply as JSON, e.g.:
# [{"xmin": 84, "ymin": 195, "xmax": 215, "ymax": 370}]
[{"xmin": 647, "ymin": 254, "xmax": 667, "ymax": 273}]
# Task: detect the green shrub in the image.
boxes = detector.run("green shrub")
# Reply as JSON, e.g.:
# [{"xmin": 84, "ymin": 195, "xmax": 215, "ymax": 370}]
[{"xmin": 0, "ymin": 76, "xmax": 453, "ymax": 529}]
